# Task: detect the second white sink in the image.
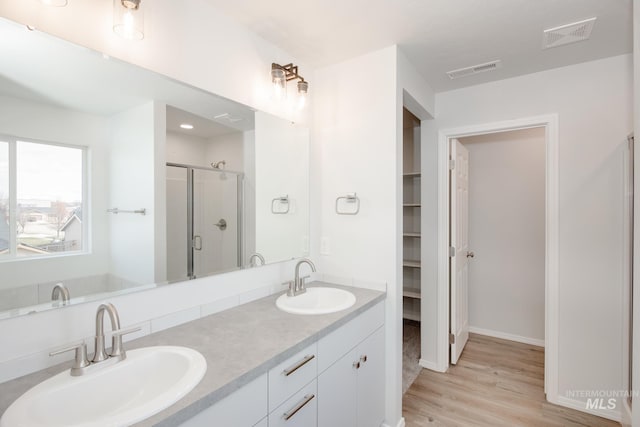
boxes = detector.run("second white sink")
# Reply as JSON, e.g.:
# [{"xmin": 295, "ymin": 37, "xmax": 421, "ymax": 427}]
[
  {"xmin": 276, "ymin": 287, "xmax": 356, "ymax": 315},
  {"xmin": 0, "ymin": 346, "xmax": 206, "ymax": 427}
]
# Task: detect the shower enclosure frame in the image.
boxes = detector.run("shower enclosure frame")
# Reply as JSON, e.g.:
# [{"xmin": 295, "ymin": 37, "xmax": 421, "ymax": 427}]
[{"xmin": 167, "ymin": 162, "xmax": 245, "ymax": 280}]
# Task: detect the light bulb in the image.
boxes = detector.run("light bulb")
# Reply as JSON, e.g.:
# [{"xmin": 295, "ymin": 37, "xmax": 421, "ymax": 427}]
[
  {"xmin": 271, "ymin": 68, "xmax": 286, "ymax": 100},
  {"xmin": 297, "ymin": 80, "xmax": 308, "ymax": 110},
  {"xmin": 113, "ymin": 0, "xmax": 144, "ymax": 40}
]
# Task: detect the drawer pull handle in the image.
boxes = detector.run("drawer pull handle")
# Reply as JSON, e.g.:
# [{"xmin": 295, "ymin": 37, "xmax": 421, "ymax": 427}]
[
  {"xmin": 283, "ymin": 393, "xmax": 315, "ymax": 421},
  {"xmin": 353, "ymin": 361, "xmax": 361, "ymax": 369},
  {"xmin": 282, "ymin": 354, "xmax": 315, "ymax": 376},
  {"xmin": 360, "ymin": 355, "xmax": 368, "ymax": 363}
]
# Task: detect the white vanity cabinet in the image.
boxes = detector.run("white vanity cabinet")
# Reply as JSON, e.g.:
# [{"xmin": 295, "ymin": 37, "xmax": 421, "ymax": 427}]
[
  {"xmin": 178, "ymin": 374, "xmax": 268, "ymax": 427},
  {"xmin": 179, "ymin": 300, "xmax": 385, "ymax": 427},
  {"xmin": 317, "ymin": 302, "xmax": 386, "ymax": 427},
  {"xmin": 318, "ymin": 327, "xmax": 385, "ymax": 427}
]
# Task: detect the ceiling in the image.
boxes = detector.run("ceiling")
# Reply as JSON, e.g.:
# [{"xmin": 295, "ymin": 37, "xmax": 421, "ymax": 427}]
[{"xmin": 205, "ymin": 0, "xmax": 632, "ymax": 92}]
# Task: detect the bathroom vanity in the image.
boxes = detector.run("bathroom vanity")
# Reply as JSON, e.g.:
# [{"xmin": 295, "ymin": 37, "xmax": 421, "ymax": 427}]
[{"xmin": 0, "ymin": 284, "xmax": 385, "ymax": 427}]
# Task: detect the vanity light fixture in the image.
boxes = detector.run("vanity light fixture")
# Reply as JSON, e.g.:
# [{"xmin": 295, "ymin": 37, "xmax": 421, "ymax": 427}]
[
  {"xmin": 40, "ymin": 0, "xmax": 68, "ymax": 6},
  {"xmin": 113, "ymin": 0, "xmax": 144, "ymax": 41},
  {"xmin": 180, "ymin": 123, "xmax": 194, "ymax": 130},
  {"xmin": 271, "ymin": 63, "xmax": 309, "ymax": 109}
]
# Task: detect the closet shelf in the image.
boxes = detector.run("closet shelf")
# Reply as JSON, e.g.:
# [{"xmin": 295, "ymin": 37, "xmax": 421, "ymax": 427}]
[
  {"xmin": 403, "ymin": 260, "xmax": 421, "ymax": 268},
  {"xmin": 403, "ymin": 172, "xmax": 421, "ymax": 178},
  {"xmin": 403, "ymin": 288, "xmax": 421, "ymax": 299},
  {"xmin": 403, "ymin": 232, "xmax": 421, "ymax": 237},
  {"xmin": 403, "ymin": 203, "xmax": 421, "ymax": 207},
  {"xmin": 403, "ymin": 310, "xmax": 421, "ymax": 322}
]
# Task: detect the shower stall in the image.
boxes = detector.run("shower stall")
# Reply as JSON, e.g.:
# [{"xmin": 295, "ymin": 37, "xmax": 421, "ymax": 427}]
[{"xmin": 166, "ymin": 163, "xmax": 244, "ymax": 281}]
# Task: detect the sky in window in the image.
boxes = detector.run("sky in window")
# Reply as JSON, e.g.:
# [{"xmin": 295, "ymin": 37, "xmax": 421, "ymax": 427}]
[{"xmin": 17, "ymin": 141, "xmax": 82, "ymax": 203}]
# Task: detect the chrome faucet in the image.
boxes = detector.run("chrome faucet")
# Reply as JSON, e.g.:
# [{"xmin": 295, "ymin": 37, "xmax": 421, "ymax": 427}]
[
  {"xmin": 51, "ymin": 283, "xmax": 70, "ymax": 305},
  {"xmin": 49, "ymin": 303, "xmax": 139, "ymax": 376},
  {"xmin": 288, "ymin": 258, "xmax": 316, "ymax": 297},
  {"xmin": 248, "ymin": 252, "xmax": 266, "ymax": 267}
]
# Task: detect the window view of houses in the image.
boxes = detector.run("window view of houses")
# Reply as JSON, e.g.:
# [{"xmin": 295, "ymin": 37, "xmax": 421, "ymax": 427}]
[{"xmin": 0, "ymin": 140, "xmax": 83, "ymax": 258}]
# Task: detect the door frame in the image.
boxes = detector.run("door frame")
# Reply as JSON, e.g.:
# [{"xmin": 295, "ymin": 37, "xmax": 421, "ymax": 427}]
[{"xmin": 435, "ymin": 114, "xmax": 559, "ymax": 402}]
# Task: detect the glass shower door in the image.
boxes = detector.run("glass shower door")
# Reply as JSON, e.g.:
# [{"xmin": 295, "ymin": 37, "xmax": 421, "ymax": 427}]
[
  {"xmin": 166, "ymin": 163, "xmax": 243, "ymax": 282},
  {"xmin": 192, "ymin": 168, "xmax": 240, "ymax": 278}
]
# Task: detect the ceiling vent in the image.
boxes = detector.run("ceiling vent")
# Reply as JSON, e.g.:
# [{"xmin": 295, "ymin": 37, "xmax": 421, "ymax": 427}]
[
  {"xmin": 213, "ymin": 113, "xmax": 242, "ymax": 123},
  {"xmin": 543, "ymin": 17, "xmax": 596, "ymax": 49},
  {"xmin": 446, "ymin": 60, "xmax": 502, "ymax": 80}
]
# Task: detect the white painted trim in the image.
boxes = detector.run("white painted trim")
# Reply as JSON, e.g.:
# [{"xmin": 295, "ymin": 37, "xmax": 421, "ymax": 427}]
[
  {"xmin": 555, "ymin": 395, "xmax": 621, "ymax": 423},
  {"xmin": 437, "ymin": 114, "xmax": 559, "ymax": 403},
  {"xmin": 419, "ymin": 358, "xmax": 445, "ymax": 372},
  {"xmin": 621, "ymin": 398, "xmax": 632, "ymax": 427},
  {"xmin": 468, "ymin": 326, "xmax": 545, "ymax": 347},
  {"xmin": 382, "ymin": 417, "xmax": 406, "ymax": 427}
]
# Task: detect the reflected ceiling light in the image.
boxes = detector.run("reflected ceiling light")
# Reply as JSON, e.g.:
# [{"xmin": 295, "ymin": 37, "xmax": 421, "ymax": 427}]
[
  {"xmin": 271, "ymin": 63, "xmax": 309, "ymax": 109},
  {"xmin": 180, "ymin": 123, "xmax": 194, "ymax": 130},
  {"xmin": 113, "ymin": 0, "xmax": 144, "ymax": 41},
  {"xmin": 40, "ymin": 0, "xmax": 68, "ymax": 6}
]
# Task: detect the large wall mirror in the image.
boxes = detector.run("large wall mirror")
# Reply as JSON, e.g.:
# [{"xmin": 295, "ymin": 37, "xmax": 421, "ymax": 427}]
[{"xmin": 0, "ymin": 18, "xmax": 310, "ymax": 319}]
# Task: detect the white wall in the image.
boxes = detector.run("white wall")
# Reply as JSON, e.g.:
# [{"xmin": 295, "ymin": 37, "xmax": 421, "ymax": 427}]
[
  {"xmin": 255, "ymin": 112, "xmax": 309, "ymax": 264},
  {"xmin": 0, "ymin": 0, "xmax": 310, "ymax": 125},
  {"xmin": 0, "ymin": 95, "xmax": 110, "ymax": 288},
  {"xmin": 422, "ymin": 54, "xmax": 632, "ymax": 419},
  {"xmin": 109, "ymin": 102, "xmax": 158, "ymax": 285},
  {"xmin": 460, "ymin": 128, "xmax": 545, "ymax": 344},
  {"xmin": 0, "ymin": 0, "xmax": 318, "ymax": 386},
  {"xmin": 313, "ymin": 45, "xmax": 435, "ymax": 427}
]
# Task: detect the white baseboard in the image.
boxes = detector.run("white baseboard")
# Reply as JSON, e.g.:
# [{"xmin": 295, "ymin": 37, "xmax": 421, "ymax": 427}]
[
  {"xmin": 382, "ymin": 417, "xmax": 405, "ymax": 427},
  {"xmin": 469, "ymin": 326, "xmax": 545, "ymax": 347},
  {"xmin": 621, "ymin": 398, "xmax": 632, "ymax": 427},
  {"xmin": 419, "ymin": 358, "xmax": 447, "ymax": 372},
  {"xmin": 554, "ymin": 395, "xmax": 621, "ymax": 422}
]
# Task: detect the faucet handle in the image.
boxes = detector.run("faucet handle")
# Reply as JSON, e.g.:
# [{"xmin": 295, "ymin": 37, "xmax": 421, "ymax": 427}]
[
  {"xmin": 49, "ymin": 341, "xmax": 90, "ymax": 372},
  {"xmin": 111, "ymin": 326, "xmax": 142, "ymax": 338},
  {"xmin": 299, "ymin": 275, "xmax": 311, "ymax": 288},
  {"xmin": 110, "ymin": 326, "xmax": 142, "ymax": 358}
]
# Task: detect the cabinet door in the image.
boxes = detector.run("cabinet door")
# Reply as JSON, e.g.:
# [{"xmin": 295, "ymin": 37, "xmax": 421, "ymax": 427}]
[
  {"xmin": 357, "ymin": 327, "xmax": 386, "ymax": 427},
  {"xmin": 317, "ymin": 348, "xmax": 358, "ymax": 427}
]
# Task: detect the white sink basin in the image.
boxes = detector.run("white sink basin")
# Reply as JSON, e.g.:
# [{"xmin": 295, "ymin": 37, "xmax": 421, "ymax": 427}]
[
  {"xmin": 276, "ymin": 287, "xmax": 356, "ymax": 315},
  {"xmin": 0, "ymin": 346, "xmax": 207, "ymax": 427}
]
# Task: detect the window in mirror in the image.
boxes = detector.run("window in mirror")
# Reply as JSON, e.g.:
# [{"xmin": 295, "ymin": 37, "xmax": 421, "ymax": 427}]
[{"xmin": 0, "ymin": 139, "xmax": 85, "ymax": 258}]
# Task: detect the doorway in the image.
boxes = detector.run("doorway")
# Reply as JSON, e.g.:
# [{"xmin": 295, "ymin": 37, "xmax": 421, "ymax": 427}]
[
  {"xmin": 436, "ymin": 115, "xmax": 559, "ymax": 401},
  {"xmin": 450, "ymin": 128, "xmax": 546, "ymax": 364}
]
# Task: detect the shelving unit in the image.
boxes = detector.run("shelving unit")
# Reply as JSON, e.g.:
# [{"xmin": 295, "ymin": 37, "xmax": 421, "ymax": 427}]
[{"xmin": 402, "ymin": 108, "xmax": 422, "ymax": 322}]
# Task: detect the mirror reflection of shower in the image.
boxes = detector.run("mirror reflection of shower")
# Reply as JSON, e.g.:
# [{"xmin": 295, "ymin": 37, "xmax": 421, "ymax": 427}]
[
  {"xmin": 165, "ymin": 105, "xmax": 253, "ymax": 282},
  {"xmin": 212, "ymin": 160, "xmax": 228, "ymax": 180}
]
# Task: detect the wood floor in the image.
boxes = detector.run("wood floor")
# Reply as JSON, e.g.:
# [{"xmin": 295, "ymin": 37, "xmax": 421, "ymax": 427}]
[{"xmin": 402, "ymin": 334, "xmax": 621, "ymax": 427}]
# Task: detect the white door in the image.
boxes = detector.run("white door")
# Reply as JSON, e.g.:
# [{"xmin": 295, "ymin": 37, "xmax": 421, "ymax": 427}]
[{"xmin": 450, "ymin": 139, "xmax": 470, "ymax": 364}]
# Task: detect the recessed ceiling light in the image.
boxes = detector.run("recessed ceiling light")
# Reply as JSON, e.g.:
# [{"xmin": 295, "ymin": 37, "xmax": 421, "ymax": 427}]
[{"xmin": 180, "ymin": 123, "xmax": 194, "ymax": 130}]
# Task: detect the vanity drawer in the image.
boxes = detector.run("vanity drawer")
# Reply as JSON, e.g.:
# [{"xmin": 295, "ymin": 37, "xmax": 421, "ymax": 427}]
[
  {"xmin": 269, "ymin": 342, "xmax": 318, "ymax": 411},
  {"xmin": 269, "ymin": 379, "xmax": 317, "ymax": 427}
]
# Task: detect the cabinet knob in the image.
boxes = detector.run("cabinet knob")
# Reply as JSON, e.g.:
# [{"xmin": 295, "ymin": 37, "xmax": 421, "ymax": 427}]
[
  {"xmin": 360, "ymin": 355, "xmax": 368, "ymax": 363},
  {"xmin": 353, "ymin": 361, "xmax": 361, "ymax": 369}
]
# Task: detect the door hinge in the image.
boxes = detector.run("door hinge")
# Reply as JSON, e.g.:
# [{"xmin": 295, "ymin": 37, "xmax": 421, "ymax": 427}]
[
  {"xmin": 449, "ymin": 246, "xmax": 456, "ymax": 257},
  {"xmin": 449, "ymin": 333, "xmax": 455, "ymax": 344},
  {"xmin": 449, "ymin": 159, "xmax": 456, "ymax": 170}
]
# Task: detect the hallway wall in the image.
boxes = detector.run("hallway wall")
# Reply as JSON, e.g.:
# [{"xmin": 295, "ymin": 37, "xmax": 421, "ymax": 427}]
[{"xmin": 461, "ymin": 128, "xmax": 545, "ymax": 345}]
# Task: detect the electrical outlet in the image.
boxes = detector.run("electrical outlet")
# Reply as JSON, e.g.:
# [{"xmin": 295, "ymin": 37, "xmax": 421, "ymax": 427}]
[{"xmin": 320, "ymin": 237, "xmax": 331, "ymax": 255}]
